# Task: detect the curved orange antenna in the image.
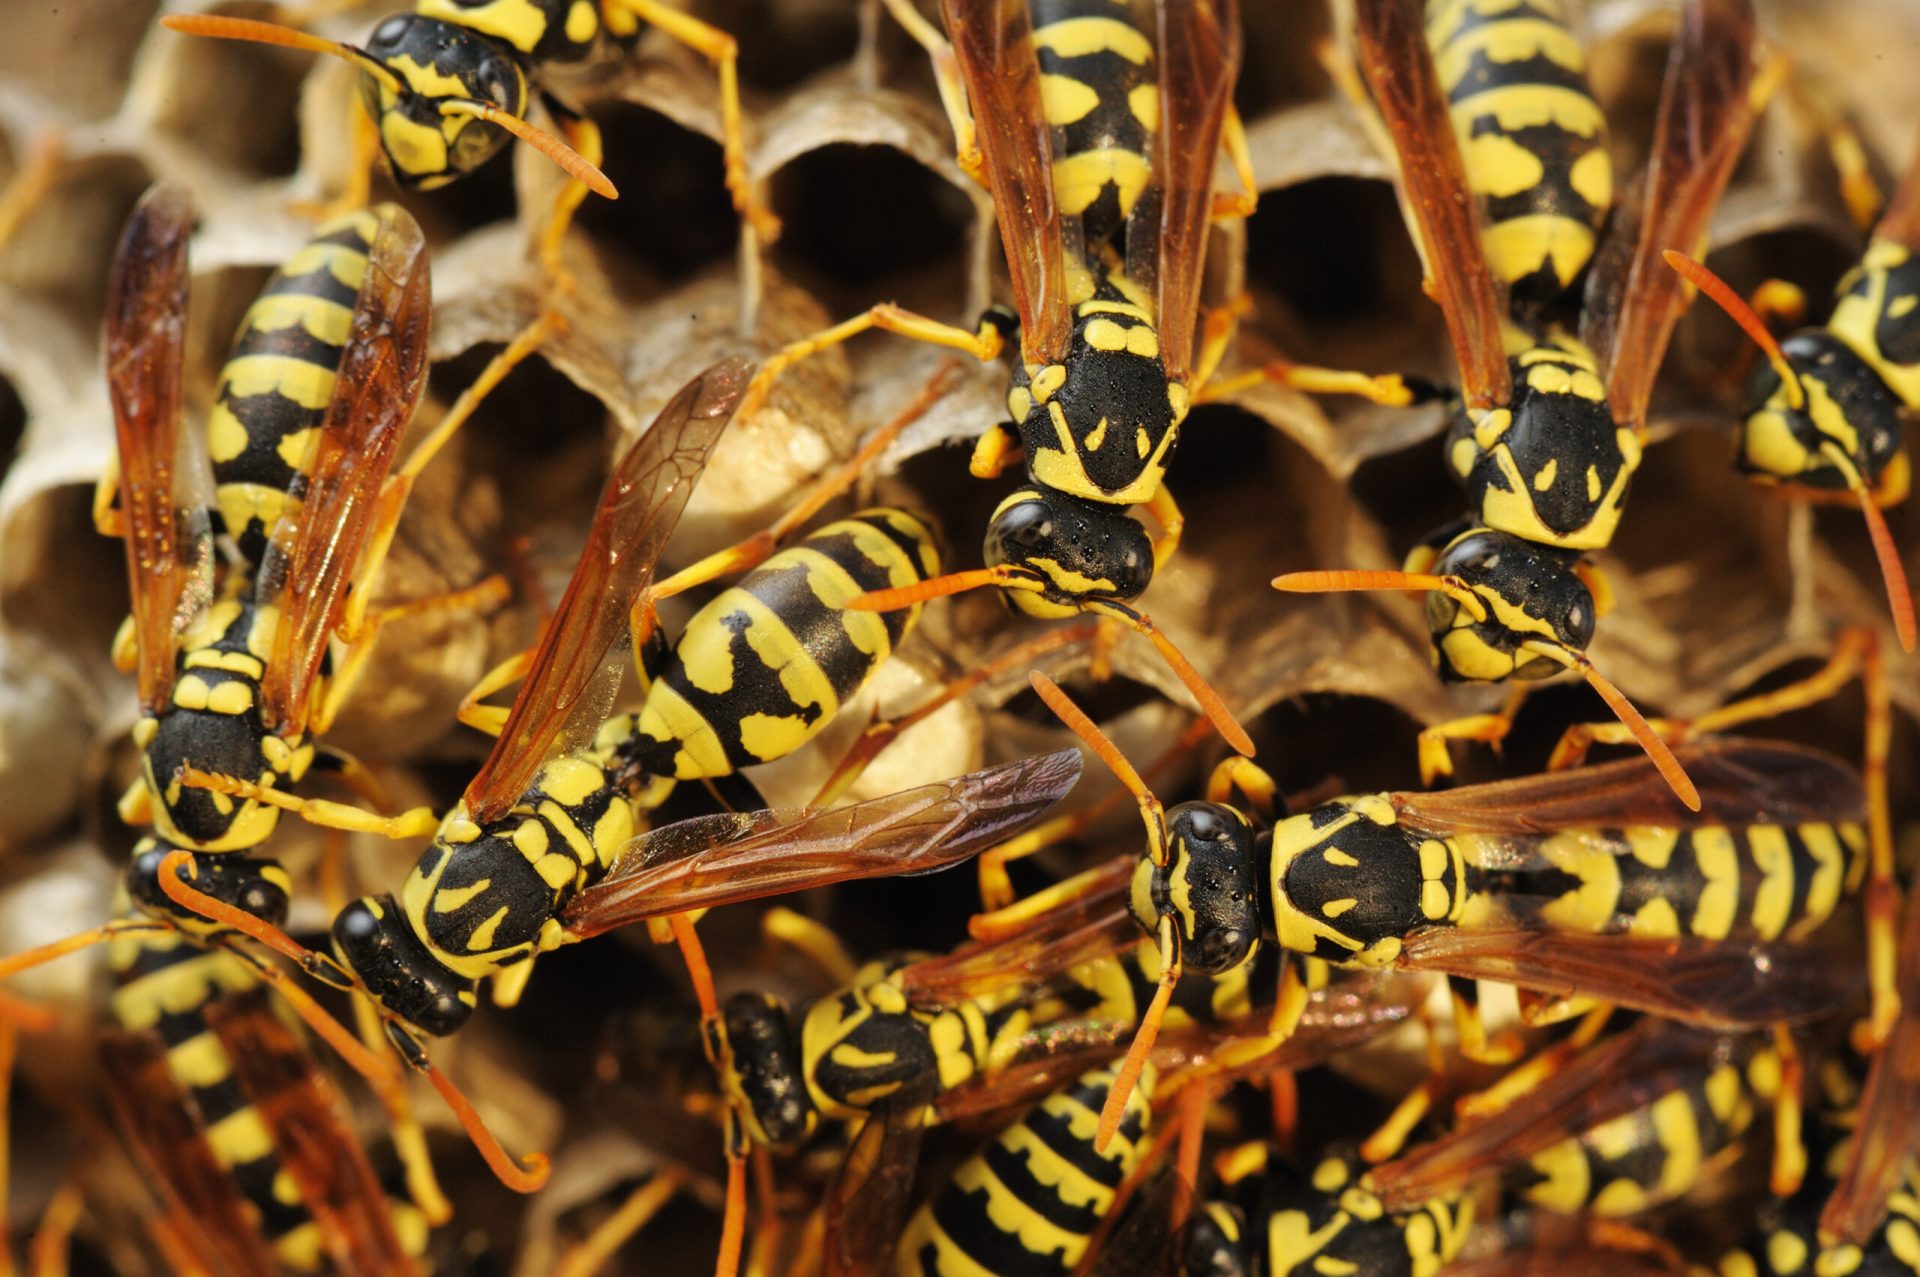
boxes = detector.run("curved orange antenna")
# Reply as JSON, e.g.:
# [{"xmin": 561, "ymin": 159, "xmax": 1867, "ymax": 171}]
[
  {"xmin": 1662, "ymin": 250, "xmax": 1805, "ymax": 411},
  {"xmin": 159, "ymin": 15, "xmax": 402, "ymax": 94},
  {"xmin": 1521, "ymin": 649, "xmax": 1700, "ymax": 810},
  {"xmin": 1096, "ymin": 921, "xmax": 1178, "ymax": 1152},
  {"xmin": 1087, "ymin": 601, "xmax": 1256, "ymax": 757},
  {"xmin": 1820, "ymin": 443, "xmax": 1918, "ymax": 654},
  {"xmin": 157, "ymin": 853, "xmax": 551, "ymax": 1195},
  {"xmin": 0, "ymin": 920, "xmax": 170, "ymax": 982},
  {"xmin": 846, "ymin": 566, "xmax": 1038, "ymax": 612},
  {"xmin": 666, "ymin": 913, "xmax": 720, "ymax": 1025},
  {"xmin": 421, "ymin": 1058, "xmax": 551, "ymax": 1193},
  {"xmin": 714, "ymin": 1151, "xmax": 748, "ymax": 1277},
  {"xmin": 1274, "ymin": 569, "xmax": 1467, "ymax": 595},
  {"xmin": 438, "ymin": 101, "xmax": 618, "ymax": 199},
  {"xmin": 1028, "ymin": 671, "xmax": 1166, "ymax": 866}
]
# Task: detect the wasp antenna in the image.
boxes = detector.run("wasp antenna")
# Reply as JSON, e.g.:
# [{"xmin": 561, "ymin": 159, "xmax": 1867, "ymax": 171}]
[
  {"xmin": 714, "ymin": 1151, "xmax": 748, "ymax": 1277},
  {"xmin": 846, "ymin": 565, "xmax": 1032, "ymax": 612},
  {"xmin": 666, "ymin": 913, "xmax": 721, "ymax": 1025},
  {"xmin": 1662, "ymin": 250, "xmax": 1806, "ymax": 412},
  {"xmin": 1028, "ymin": 670, "xmax": 1168, "ymax": 866},
  {"xmin": 1820, "ymin": 443, "xmax": 1917, "ymax": 653},
  {"xmin": 1273, "ymin": 569, "xmax": 1465, "ymax": 596},
  {"xmin": 0, "ymin": 920, "xmax": 170, "ymax": 982},
  {"xmin": 159, "ymin": 15, "xmax": 404, "ymax": 95},
  {"xmin": 1097, "ymin": 922, "xmax": 1179, "ymax": 1152},
  {"xmin": 439, "ymin": 101, "xmax": 618, "ymax": 199},
  {"xmin": 421, "ymin": 1055, "xmax": 551, "ymax": 1193},
  {"xmin": 1550, "ymin": 657, "xmax": 1699, "ymax": 811},
  {"xmin": 1088, "ymin": 601, "xmax": 1255, "ymax": 756},
  {"xmin": 0, "ymin": 990, "xmax": 55, "ymax": 1035}
]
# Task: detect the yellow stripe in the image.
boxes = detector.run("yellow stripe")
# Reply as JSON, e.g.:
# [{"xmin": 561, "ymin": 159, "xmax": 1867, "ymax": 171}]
[
  {"xmin": 1031, "ymin": 16, "xmax": 1152, "ymax": 63},
  {"xmin": 1435, "ymin": 17, "xmax": 1586, "ymax": 89},
  {"xmin": 276, "ymin": 240, "xmax": 370, "ymax": 291},
  {"xmin": 1690, "ymin": 827, "xmax": 1741, "ymax": 941},
  {"xmin": 235, "ymin": 293, "xmax": 354, "ymax": 346},
  {"xmin": 166, "ymin": 1031, "xmax": 236, "ymax": 1090},
  {"xmin": 205, "ymin": 1105, "xmax": 276, "ymax": 1169},
  {"xmin": 1450, "ymin": 83, "xmax": 1606, "ymax": 139},
  {"xmin": 1746, "ymin": 826, "xmax": 1795, "ymax": 941},
  {"xmin": 110, "ymin": 952, "xmax": 256, "ymax": 1030},
  {"xmin": 220, "ymin": 354, "xmax": 337, "ymax": 411},
  {"xmin": 635, "ymin": 681, "xmax": 733, "ymax": 780}
]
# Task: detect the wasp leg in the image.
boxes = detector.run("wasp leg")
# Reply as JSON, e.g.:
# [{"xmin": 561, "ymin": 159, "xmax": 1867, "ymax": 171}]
[
  {"xmin": 1192, "ymin": 292, "xmax": 1439, "ymax": 408},
  {"xmin": 1208, "ymin": 960, "xmax": 1312, "ymax": 1074},
  {"xmin": 176, "ymin": 767, "xmax": 437, "ymax": 840},
  {"xmin": 1210, "ymin": 105, "xmax": 1258, "ymax": 222},
  {"xmin": 608, "ymin": 0, "xmax": 778, "ymax": 242},
  {"xmin": 876, "ymin": 0, "xmax": 984, "ymax": 184},
  {"xmin": 93, "ymin": 456, "xmax": 124, "ymax": 539},
  {"xmin": 761, "ymin": 908, "xmax": 859, "ymax": 988},
  {"xmin": 311, "ymin": 575, "xmax": 511, "ymax": 736},
  {"xmin": 968, "ymin": 421, "xmax": 1024, "ymax": 480},
  {"xmin": 0, "ymin": 128, "xmax": 58, "ymax": 252},
  {"xmin": 25, "ymin": 1173, "xmax": 85, "ymax": 1277},
  {"xmin": 1449, "ymin": 974, "xmax": 1525, "ymax": 1064},
  {"xmin": 1417, "ymin": 686, "xmax": 1530, "ymax": 785},
  {"xmin": 1205, "ymin": 755, "xmax": 1279, "ymax": 822},
  {"xmin": 1361, "ymin": 1002, "xmax": 1450, "ymax": 1163},
  {"xmin": 741, "ymin": 305, "xmax": 1002, "ymax": 422},
  {"xmin": 810, "ymin": 619, "xmax": 1095, "ymax": 809},
  {"xmin": 1143, "ymin": 484, "xmax": 1184, "ymax": 574},
  {"xmin": 1769, "ymin": 1026, "xmax": 1808, "ymax": 1197},
  {"xmin": 553, "ymin": 1170, "xmax": 688, "ymax": 1277},
  {"xmin": 458, "ymin": 647, "xmax": 537, "ymax": 738},
  {"xmin": 1453, "ymin": 1005, "xmax": 1613, "ymax": 1122}
]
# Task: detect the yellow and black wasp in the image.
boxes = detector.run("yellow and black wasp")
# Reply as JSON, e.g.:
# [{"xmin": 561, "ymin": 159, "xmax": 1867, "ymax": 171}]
[
  {"xmin": 158, "ymin": 0, "xmax": 777, "ymax": 238},
  {"xmin": 1274, "ymin": 0, "xmax": 1781, "ymax": 810},
  {"xmin": 893, "ymin": 1061, "xmax": 1157, "ymax": 1277},
  {"xmin": 977, "ymin": 671, "xmax": 1872, "ymax": 1154},
  {"xmin": 1662, "ymin": 128, "xmax": 1920, "ymax": 653}
]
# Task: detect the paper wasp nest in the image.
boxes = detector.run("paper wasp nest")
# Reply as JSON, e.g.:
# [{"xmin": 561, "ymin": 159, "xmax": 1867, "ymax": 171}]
[{"xmin": 0, "ymin": 1, "xmax": 1915, "ymax": 1272}]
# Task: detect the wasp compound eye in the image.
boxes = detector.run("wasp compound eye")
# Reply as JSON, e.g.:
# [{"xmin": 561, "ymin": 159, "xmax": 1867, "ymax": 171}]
[{"xmin": 332, "ymin": 896, "xmax": 475, "ymax": 1037}]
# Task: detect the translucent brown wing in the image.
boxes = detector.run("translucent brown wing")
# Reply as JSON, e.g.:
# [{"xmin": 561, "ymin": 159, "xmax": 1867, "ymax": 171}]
[
  {"xmin": 105, "ymin": 183, "xmax": 214, "ymax": 713},
  {"xmin": 1444, "ymin": 1251, "xmax": 1683, "ymax": 1277},
  {"xmin": 208, "ymin": 994, "xmax": 422, "ymax": 1277},
  {"xmin": 1366, "ymin": 1021, "xmax": 1731, "ymax": 1211},
  {"xmin": 99, "ymin": 1018, "xmax": 281, "ymax": 1277},
  {"xmin": 561, "ymin": 749, "xmax": 1084, "ymax": 937},
  {"xmin": 895, "ymin": 856, "xmax": 1140, "ymax": 1009},
  {"xmin": 462, "ymin": 357, "xmax": 753, "ymax": 823},
  {"xmin": 1586, "ymin": 0, "xmax": 1763, "ymax": 430},
  {"xmin": 824, "ymin": 1104, "xmax": 928, "ymax": 1277},
  {"xmin": 1352, "ymin": 0, "xmax": 1511, "ymax": 408},
  {"xmin": 1396, "ymin": 928, "xmax": 1863, "ymax": 1028},
  {"xmin": 1142, "ymin": 0, "xmax": 1239, "ymax": 382},
  {"xmin": 1390, "ymin": 739, "xmax": 1863, "ymax": 839},
  {"xmin": 258, "ymin": 204, "xmax": 430, "ymax": 736},
  {"xmin": 1819, "ymin": 882, "xmax": 1920, "ymax": 1246},
  {"xmin": 1871, "ymin": 129, "xmax": 1920, "ymax": 249},
  {"xmin": 939, "ymin": 0, "xmax": 1072, "ymax": 363}
]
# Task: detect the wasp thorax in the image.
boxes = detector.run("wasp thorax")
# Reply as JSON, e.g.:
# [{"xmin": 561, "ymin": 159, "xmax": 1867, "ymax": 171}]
[
  {"xmin": 332, "ymin": 895, "xmax": 475, "ymax": 1037},
  {"xmin": 1269, "ymin": 798, "xmax": 1442, "ymax": 966},
  {"xmin": 985, "ymin": 488, "xmax": 1153, "ymax": 616},
  {"xmin": 1426, "ymin": 528, "xmax": 1593, "ymax": 682},
  {"xmin": 360, "ymin": 16, "xmax": 530, "ymax": 189},
  {"xmin": 1160, "ymin": 801, "xmax": 1261, "ymax": 974},
  {"xmin": 720, "ymin": 992, "xmax": 816, "ymax": 1150}
]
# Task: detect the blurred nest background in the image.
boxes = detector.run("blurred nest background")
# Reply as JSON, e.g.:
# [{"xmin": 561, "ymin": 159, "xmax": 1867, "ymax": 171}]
[{"xmin": 0, "ymin": 0, "xmax": 1917, "ymax": 1273}]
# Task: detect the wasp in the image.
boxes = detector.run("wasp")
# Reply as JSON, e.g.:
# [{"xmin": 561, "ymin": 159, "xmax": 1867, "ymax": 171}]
[
  {"xmin": 103, "ymin": 937, "xmax": 430, "ymax": 1276},
  {"xmin": 158, "ymin": 0, "xmax": 777, "ymax": 239},
  {"xmin": 987, "ymin": 671, "xmax": 1871, "ymax": 1153},
  {"xmin": 1661, "ymin": 128, "xmax": 1920, "ymax": 653},
  {"xmin": 1273, "ymin": 0, "xmax": 1783, "ymax": 809},
  {"xmin": 894, "ymin": 1062, "xmax": 1157, "ymax": 1277}
]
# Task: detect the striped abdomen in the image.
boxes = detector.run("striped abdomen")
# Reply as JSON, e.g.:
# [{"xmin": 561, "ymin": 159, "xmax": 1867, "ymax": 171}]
[
  {"xmin": 1514, "ymin": 1053, "xmax": 1756, "ymax": 1216},
  {"xmin": 1426, "ymin": 0, "xmax": 1611, "ymax": 304},
  {"xmin": 895, "ymin": 1064, "xmax": 1152, "ymax": 1277},
  {"xmin": 1030, "ymin": 0, "xmax": 1157, "ymax": 246},
  {"xmin": 208, "ymin": 209, "xmax": 380, "ymax": 568},
  {"xmin": 1460, "ymin": 820, "xmax": 1868, "ymax": 942},
  {"xmin": 635, "ymin": 509, "xmax": 940, "ymax": 780}
]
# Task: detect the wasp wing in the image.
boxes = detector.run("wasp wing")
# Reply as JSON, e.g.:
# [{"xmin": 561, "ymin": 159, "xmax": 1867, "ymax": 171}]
[
  {"xmin": 1585, "ymin": 0, "xmax": 1764, "ymax": 431},
  {"xmin": 1820, "ymin": 879, "xmax": 1920, "ymax": 1245},
  {"xmin": 562, "ymin": 749, "xmax": 1083, "ymax": 937},
  {"xmin": 1397, "ymin": 928, "xmax": 1863, "ymax": 1028},
  {"xmin": 105, "ymin": 183, "xmax": 214, "ymax": 714},
  {"xmin": 1138, "ymin": 0, "xmax": 1240, "ymax": 382},
  {"xmin": 1366, "ymin": 1020, "xmax": 1732, "ymax": 1211},
  {"xmin": 258, "ymin": 204, "xmax": 430, "ymax": 736},
  {"xmin": 1390, "ymin": 739, "xmax": 1863, "ymax": 839},
  {"xmin": 825, "ymin": 1102, "xmax": 929, "ymax": 1277},
  {"xmin": 1352, "ymin": 0, "xmax": 1512, "ymax": 409},
  {"xmin": 939, "ymin": 0, "xmax": 1073, "ymax": 363},
  {"xmin": 208, "ymin": 993, "xmax": 422, "ymax": 1277},
  {"xmin": 462, "ymin": 357, "xmax": 752, "ymax": 824}
]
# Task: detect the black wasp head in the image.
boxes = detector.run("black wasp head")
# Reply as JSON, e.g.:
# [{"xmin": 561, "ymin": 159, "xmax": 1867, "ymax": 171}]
[
  {"xmin": 331, "ymin": 895, "xmax": 475, "ymax": 1036},
  {"xmin": 1164, "ymin": 802, "xmax": 1260, "ymax": 973},
  {"xmin": 359, "ymin": 15, "xmax": 530, "ymax": 190},
  {"xmin": 719, "ymin": 992, "xmax": 817, "ymax": 1150},
  {"xmin": 1739, "ymin": 330, "xmax": 1905, "ymax": 494},
  {"xmin": 984, "ymin": 487, "xmax": 1154, "ymax": 618},
  {"xmin": 1427, "ymin": 528, "xmax": 1594, "ymax": 682},
  {"xmin": 126, "ymin": 842, "xmax": 289, "ymax": 932}
]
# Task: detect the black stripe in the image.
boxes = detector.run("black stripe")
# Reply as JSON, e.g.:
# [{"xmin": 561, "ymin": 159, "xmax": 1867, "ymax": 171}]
[
  {"xmin": 223, "ymin": 319, "xmax": 349, "ymax": 372},
  {"xmin": 929, "ymin": 1177, "xmax": 1076, "ymax": 1277},
  {"xmin": 845, "ymin": 512, "xmax": 935, "ymax": 646},
  {"xmin": 1443, "ymin": 48, "xmax": 1597, "ymax": 103},
  {"xmin": 228, "ymin": 1151, "xmax": 317, "ymax": 1239}
]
